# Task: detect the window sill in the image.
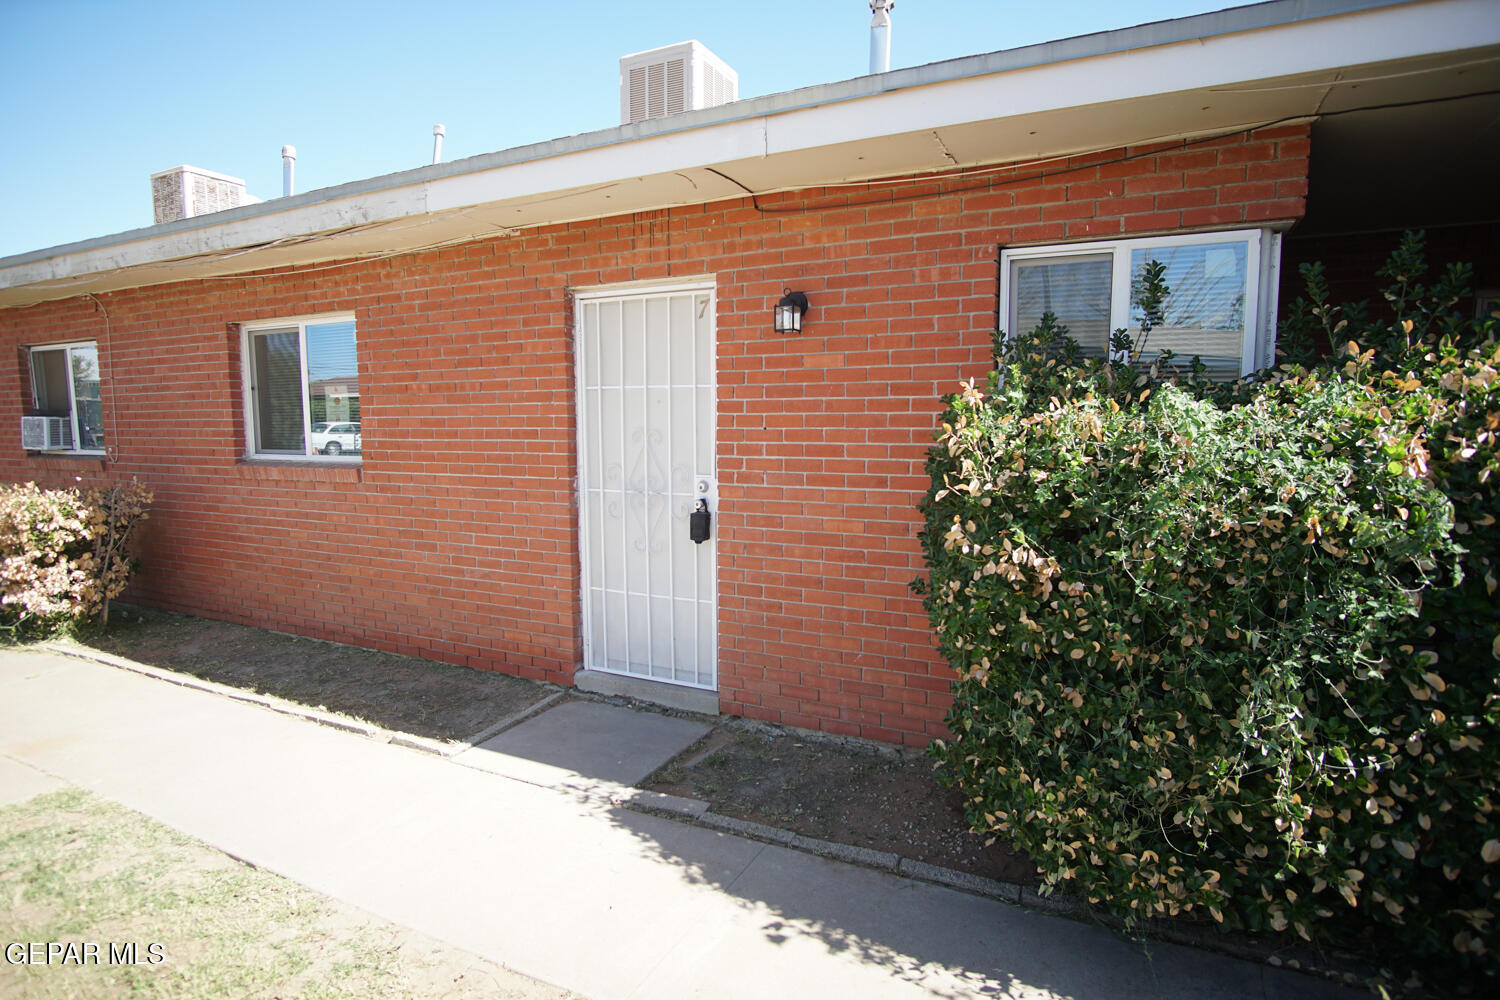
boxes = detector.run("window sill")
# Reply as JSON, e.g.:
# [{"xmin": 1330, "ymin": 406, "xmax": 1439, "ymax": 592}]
[
  {"xmin": 235, "ymin": 459, "xmax": 363, "ymax": 483},
  {"xmin": 23, "ymin": 452, "xmax": 108, "ymax": 472}
]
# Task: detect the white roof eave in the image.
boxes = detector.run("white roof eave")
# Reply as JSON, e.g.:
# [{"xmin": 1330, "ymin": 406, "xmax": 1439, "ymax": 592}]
[{"xmin": 2, "ymin": 0, "xmax": 1496, "ymax": 309}]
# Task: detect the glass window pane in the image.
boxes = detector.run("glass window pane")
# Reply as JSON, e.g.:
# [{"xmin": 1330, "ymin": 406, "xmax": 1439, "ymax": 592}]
[
  {"xmin": 28, "ymin": 349, "xmax": 74, "ymax": 450},
  {"xmin": 1129, "ymin": 242, "xmax": 1248, "ymax": 376},
  {"xmin": 305, "ymin": 321, "xmax": 360, "ymax": 455},
  {"xmin": 70, "ymin": 345, "xmax": 104, "ymax": 451},
  {"xmin": 253, "ymin": 330, "xmax": 305, "ymax": 453},
  {"xmin": 1011, "ymin": 254, "xmax": 1113, "ymax": 356},
  {"xmin": 30, "ymin": 349, "xmax": 69, "ymax": 413}
]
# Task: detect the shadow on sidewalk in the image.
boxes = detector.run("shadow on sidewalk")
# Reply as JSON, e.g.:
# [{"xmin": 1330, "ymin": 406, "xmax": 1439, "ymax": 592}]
[{"xmin": 581, "ymin": 787, "xmax": 1365, "ymax": 1000}]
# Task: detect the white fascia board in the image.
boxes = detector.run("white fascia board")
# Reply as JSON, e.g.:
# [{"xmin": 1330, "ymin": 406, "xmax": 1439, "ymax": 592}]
[
  {"xmin": 761, "ymin": 0, "xmax": 1500, "ymax": 155},
  {"xmin": 419, "ymin": 1, "xmax": 1500, "ymax": 212},
  {"xmin": 0, "ymin": 126, "xmax": 767, "ymax": 292},
  {"xmin": 1, "ymin": 186, "xmax": 431, "ymax": 290},
  {"xmin": 3, "ymin": 0, "xmax": 1496, "ymax": 298},
  {"xmin": 425, "ymin": 120, "xmax": 766, "ymax": 214},
  {"xmin": 432, "ymin": 0, "xmax": 1496, "ymax": 203}
]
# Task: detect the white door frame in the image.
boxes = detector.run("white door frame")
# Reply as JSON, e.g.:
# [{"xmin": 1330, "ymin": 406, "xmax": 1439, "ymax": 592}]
[{"xmin": 573, "ymin": 277, "xmax": 719, "ymax": 690}]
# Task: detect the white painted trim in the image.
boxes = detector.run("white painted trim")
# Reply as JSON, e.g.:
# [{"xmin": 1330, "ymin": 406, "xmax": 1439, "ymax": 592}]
[
  {"xmin": 241, "ymin": 310, "xmax": 357, "ymax": 332},
  {"xmin": 1258, "ymin": 231, "xmax": 1284, "ymax": 371},
  {"xmin": 571, "ymin": 276, "xmax": 717, "ymax": 301},
  {"xmin": 760, "ymin": 0, "xmax": 1499, "ymax": 158},
  {"xmin": 1001, "ymin": 228, "xmax": 1265, "ymax": 260},
  {"xmin": 24, "ymin": 337, "xmax": 99, "ymax": 351}
]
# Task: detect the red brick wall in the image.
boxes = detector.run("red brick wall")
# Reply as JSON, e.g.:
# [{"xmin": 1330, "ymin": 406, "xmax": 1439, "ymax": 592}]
[{"xmin": 0, "ymin": 125, "xmax": 1308, "ymax": 745}]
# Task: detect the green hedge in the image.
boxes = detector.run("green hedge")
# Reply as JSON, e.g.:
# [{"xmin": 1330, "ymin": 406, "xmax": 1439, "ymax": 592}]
[{"xmin": 918, "ymin": 234, "xmax": 1498, "ymax": 990}]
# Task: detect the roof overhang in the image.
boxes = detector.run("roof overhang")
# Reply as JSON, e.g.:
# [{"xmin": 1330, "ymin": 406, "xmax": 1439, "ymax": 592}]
[{"xmin": 3, "ymin": 0, "xmax": 1497, "ymax": 309}]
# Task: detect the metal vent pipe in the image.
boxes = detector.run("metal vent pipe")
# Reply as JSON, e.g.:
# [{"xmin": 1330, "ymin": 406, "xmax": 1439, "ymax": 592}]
[
  {"xmin": 432, "ymin": 124, "xmax": 446, "ymax": 164},
  {"xmin": 869, "ymin": 0, "xmax": 893, "ymax": 74},
  {"xmin": 281, "ymin": 145, "xmax": 296, "ymax": 197}
]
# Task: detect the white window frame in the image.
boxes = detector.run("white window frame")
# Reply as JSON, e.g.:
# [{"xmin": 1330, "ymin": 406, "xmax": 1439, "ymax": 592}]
[
  {"xmin": 999, "ymin": 228, "xmax": 1282, "ymax": 377},
  {"xmin": 26, "ymin": 340, "xmax": 105, "ymax": 456},
  {"xmin": 240, "ymin": 312, "xmax": 361, "ymax": 462}
]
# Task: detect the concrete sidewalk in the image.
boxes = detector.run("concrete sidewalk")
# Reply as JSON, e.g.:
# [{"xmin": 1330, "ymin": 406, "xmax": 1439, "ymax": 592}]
[{"xmin": 0, "ymin": 648, "xmax": 1360, "ymax": 1000}]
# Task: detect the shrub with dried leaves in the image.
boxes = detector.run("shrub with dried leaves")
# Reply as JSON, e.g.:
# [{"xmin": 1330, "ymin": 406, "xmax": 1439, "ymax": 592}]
[
  {"xmin": 918, "ymin": 233, "xmax": 1498, "ymax": 993},
  {"xmin": 0, "ymin": 479, "xmax": 153, "ymax": 636}
]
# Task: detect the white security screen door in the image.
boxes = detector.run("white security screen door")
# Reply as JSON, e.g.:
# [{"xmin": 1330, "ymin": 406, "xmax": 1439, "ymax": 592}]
[{"xmin": 576, "ymin": 282, "xmax": 717, "ymax": 689}]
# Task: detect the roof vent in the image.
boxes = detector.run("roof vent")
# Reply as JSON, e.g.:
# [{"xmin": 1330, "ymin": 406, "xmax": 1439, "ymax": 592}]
[
  {"xmin": 150, "ymin": 165, "xmax": 261, "ymax": 224},
  {"xmin": 620, "ymin": 41, "xmax": 737, "ymax": 125}
]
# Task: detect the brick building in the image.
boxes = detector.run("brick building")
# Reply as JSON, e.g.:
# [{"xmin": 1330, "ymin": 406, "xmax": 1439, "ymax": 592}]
[{"xmin": 4, "ymin": 0, "xmax": 1497, "ymax": 745}]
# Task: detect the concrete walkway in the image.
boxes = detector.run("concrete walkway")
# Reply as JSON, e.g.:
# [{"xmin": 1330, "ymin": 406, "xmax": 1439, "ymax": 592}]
[{"xmin": 0, "ymin": 648, "xmax": 1361, "ymax": 1000}]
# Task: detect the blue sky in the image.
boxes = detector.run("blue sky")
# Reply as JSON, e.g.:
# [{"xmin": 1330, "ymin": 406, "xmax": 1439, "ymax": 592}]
[{"xmin": 0, "ymin": 1, "xmax": 1237, "ymax": 259}]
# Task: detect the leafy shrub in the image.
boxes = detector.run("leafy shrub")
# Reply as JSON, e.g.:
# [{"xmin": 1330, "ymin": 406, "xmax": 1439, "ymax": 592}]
[
  {"xmin": 0, "ymin": 480, "xmax": 153, "ymax": 638},
  {"xmin": 918, "ymin": 233, "xmax": 1498, "ymax": 989}
]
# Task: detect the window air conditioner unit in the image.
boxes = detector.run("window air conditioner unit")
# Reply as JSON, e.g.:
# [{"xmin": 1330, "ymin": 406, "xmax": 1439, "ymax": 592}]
[{"xmin": 20, "ymin": 415, "xmax": 71, "ymax": 451}]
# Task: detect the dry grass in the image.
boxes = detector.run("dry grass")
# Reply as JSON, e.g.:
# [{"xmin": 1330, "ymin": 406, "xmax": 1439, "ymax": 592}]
[{"xmin": 0, "ymin": 787, "xmax": 578, "ymax": 1000}]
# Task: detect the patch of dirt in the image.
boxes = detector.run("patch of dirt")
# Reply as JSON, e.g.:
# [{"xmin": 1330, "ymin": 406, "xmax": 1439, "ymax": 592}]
[
  {"xmin": 63, "ymin": 606, "xmax": 556, "ymax": 744},
  {"xmin": 61, "ymin": 606, "xmax": 1035, "ymax": 888},
  {"xmin": 644, "ymin": 721, "xmax": 1039, "ymax": 887}
]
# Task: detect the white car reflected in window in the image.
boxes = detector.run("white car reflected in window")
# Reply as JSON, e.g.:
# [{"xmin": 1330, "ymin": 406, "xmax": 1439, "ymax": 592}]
[{"xmin": 309, "ymin": 422, "xmax": 360, "ymax": 456}]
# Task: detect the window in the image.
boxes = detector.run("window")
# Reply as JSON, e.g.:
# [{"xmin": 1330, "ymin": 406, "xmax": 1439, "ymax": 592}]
[
  {"xmin": 26, "ymin": 342, "xmax": 105, "ymax": 454},
  {"xmin": 1476, "ymin": 290, "xmax": 1499, "ymax": 322},
  {"xmin": 242, "ymin": 316, "xmax": 362, "ymax": 460},
  {"xmin": 1001, "ymin": 229, "xmax": 1281, "ymax": 378}
]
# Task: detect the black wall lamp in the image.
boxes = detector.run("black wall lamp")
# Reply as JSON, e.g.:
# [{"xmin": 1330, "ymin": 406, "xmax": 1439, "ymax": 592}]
[{"xmin": 774, "ymin": 289, "xmax": 810, "ymax": 334}]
